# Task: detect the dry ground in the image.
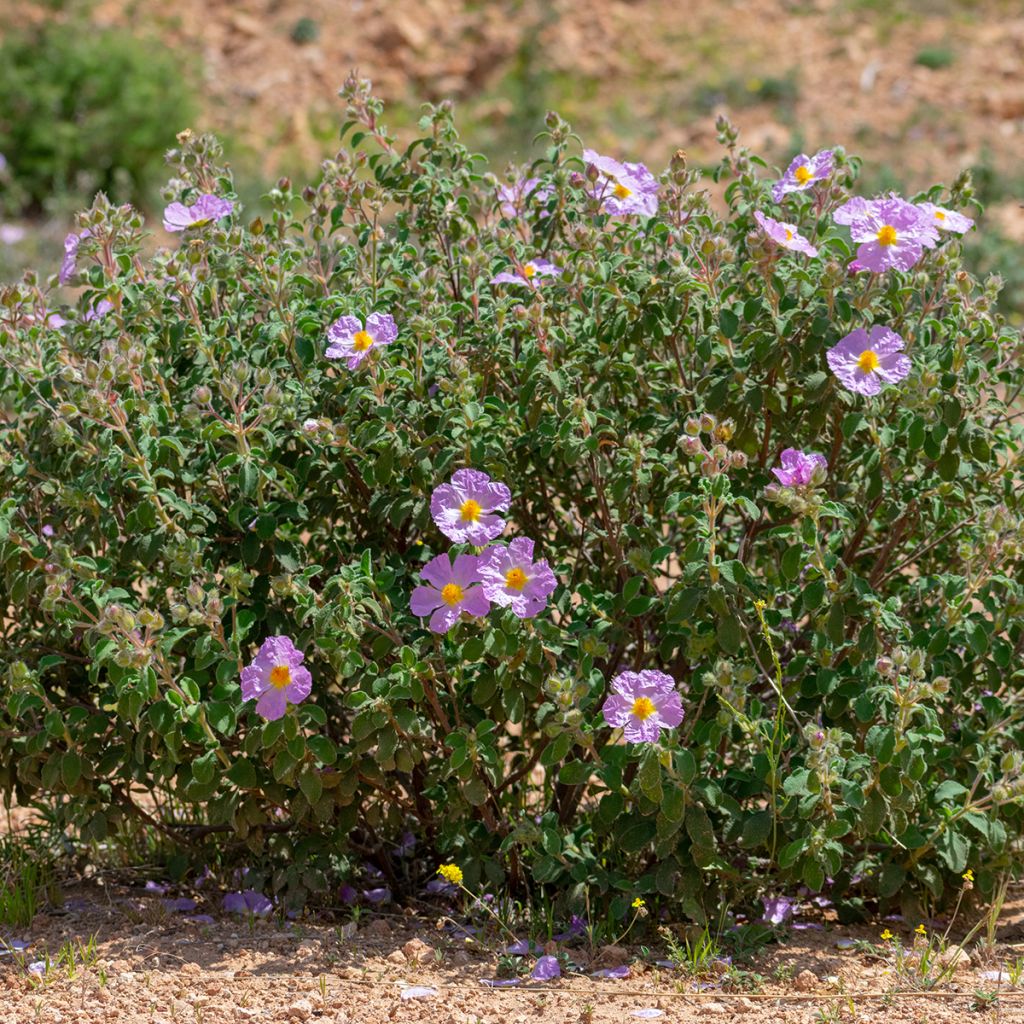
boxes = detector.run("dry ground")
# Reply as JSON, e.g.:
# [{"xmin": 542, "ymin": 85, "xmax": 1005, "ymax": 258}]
[
  {"xmin": 5, "ymin": 803, "xmax": 1024, "ymax": 1024},
  {"xmin": 70, "ymin": 0, "xmax": 1024, "ymax": 194}
]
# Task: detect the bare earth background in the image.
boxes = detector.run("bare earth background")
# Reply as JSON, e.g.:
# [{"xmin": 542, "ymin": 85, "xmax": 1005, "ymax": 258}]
[{"xmin": 4, "ymin": 1, "xmax": 1024, "ymax": 1021}]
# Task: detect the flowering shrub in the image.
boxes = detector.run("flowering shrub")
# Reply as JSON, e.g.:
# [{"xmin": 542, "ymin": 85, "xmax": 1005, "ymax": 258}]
[
  {"xmin": 1, "ymin": 79, "xmax": 1022, "ymax": 922},
  {"xmin": 0, "ymin": 20, "xmax": 195, "ymax": 212}
]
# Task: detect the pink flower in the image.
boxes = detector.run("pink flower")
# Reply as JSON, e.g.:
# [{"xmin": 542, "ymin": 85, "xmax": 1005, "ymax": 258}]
[
  {"xmin": 410, "ymin": 553, "xmax": 491, "ymax": 633},
  {"xmin": 838, "ymin": 196, "xmax": 938, "ymax": 273},
  {"xmin": 240, "ymin": 636, "xmax": 312, "ymax": 721},
  {"xmin": 478, "ymin": 538, "xmax": 557, "ymax": 619},
  {"xmin": 601, "ymin": 670, "xmax": 683, "ymax": 743},
  {"xmin": 430, "ymin": 469, "xmax": 511, "ymax": 545},
  {"xmin": 490, "ymin": 258, "xmax": 562, "ymax": 288},
  {"xmin": 163, "ymin": 194, "xmax": 234, "ymax": 232},
  {"xmin": 583, "ymin": 149, "xmax": 660, "ymax": 217},
  {"xmin": 753, "ymin": 211, "xmax": 818, "ymax": 257},
  {"xmin": 916, "ymin": 202, "xmax": 974, "ymax": 235},
  {"xmin": 772, "ymin": 449, "xmax": 827, "ymax": 487},
  {"xmin": 497, "ymin": 177, "xmax": 553, "ymax": 218},
  {"xmin": 772, "ymin": 150, "xmax": 833, "ymax": 202},
  {"xmin": 59, "ymin": 229, "xmax": 90, "ymax": 284},
  {"xmin": 826, "ymin": 326, "xmax": 911, "ymax": 396},
  {"xmin": 325, "ymin": 312, "xmax": 398, "ymax": 369}
]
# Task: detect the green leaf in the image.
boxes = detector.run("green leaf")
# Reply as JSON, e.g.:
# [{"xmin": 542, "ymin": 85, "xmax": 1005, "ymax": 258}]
[
  {"xmin": 60, "ymin": 751, "xmax": 83, "ymax": 789},
  {"xmin": 716, "ymin": 614, "xmax": 744, "ymax": 655},
  {"xmin": 878, "ymin": 862, "xmax": 905, "ymax": 898},
  {"xmin": 307, "ymin": 736, "xmax": 337, "ymax": 765},
  {"xmin": 558, "ymin": 760, "xmax": 591, "ymax": 785},
  {"xmin": 638, "ymin": 748, "xmax": 663, "ymax": 803},
  {"xmin": 299, "ymin": 768, "xmax": 323, "ymax": 806},
  {"xmin": 740, "ymin": 809, "xmax": 773, "ymax": 849},
  {"xmin": 935, "ymin": 829, "xmax": 970, "ymax": 873},
  {"xmin": 801, "ymin": 859, "xmax": 825, "ymax": 892},
  {"xmin": 227, "ymin": 757, "xmax": 257, "ymax": 789},
  {"xmin": 685, "ymin": 804, "xmax": 716, "ymax": 864}
]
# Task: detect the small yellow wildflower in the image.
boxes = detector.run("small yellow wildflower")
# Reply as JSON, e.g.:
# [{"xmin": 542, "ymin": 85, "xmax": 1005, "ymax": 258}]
[
  {"xmin": 632, "ymin": 897, "xmax": 646, "ymax": 910},
  {"xmin": 437, "ymin": 864, "xmax": 463, "ymax": 886},
  {"xmin": 915, "ymin": 924, "xmax": 927, "ymax": 936},
  {"xmin": 880, "ymin": 928, "xmax": 894, "ymax": 942},
  {"xmin": 962, "ymin": 869, "xmax": 974, "ymax": 883}
]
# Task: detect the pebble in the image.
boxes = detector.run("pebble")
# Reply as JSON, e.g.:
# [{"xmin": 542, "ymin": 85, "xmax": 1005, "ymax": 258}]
[
  {"xmin": 286, "ymin": 998, "xmax": 313, "ymax": 1021},
  {"xmin": 402, "ymin": 937, "xmax": 433, "ymax": 963},
  {"xmin": 794, "ymin": 969, "xmax": 819, "ymax": 991}
]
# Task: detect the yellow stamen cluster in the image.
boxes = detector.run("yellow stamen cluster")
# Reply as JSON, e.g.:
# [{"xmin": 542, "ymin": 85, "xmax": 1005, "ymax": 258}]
[
  {"xmin": 613, "ymin": 183, "xmax": 633, "ymax": 199},
  {"xmin": 437, "ymin": 864, "xmax": 463, "ymax": 886},
  {"xmin": 505, "ymin": 567, "xmax": 527, "ymax": 591},
  {"xmin": 352, "ymin": 330, "xmax": 374, "ymax": 352},
  {"xmin": 269, "ymin": 664, "xmax": 291, "ymax": 689},
  {"xmin": 631, "ymin": 697, "xmax": 656, "ymax": 721},
  {"xmin": 794, "ymin": 165, "xmax": 813, "ymax": 185},
  {"xmin": 460, "ymin": 498, "xmax": 482, "ymax": 522},
  {"xmin": 876, "ymin": 224, "xmax": 898, "ymax": 246},
  {"xmin": 857, "ymin": 350, "xmax": 880, "ymax": 373},
  {"xmin": 441, "ymin": 583, "xmax": 464, "ymax": 606},
  {"xmin": 523, "ymin": 263, "xmax": 537, "ymax": 278}
]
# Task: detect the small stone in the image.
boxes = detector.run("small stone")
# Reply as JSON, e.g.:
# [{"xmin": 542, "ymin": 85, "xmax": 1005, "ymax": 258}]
[
  {"xmin": 386, "ymin": 950, "xmax": 406, "ymax": 965},
  {"xmin": 794, "ymin": 969, "xmax": 818, "ymax": 991},
  {"xmin": 402, "ymin": 937, "xmax": 433, "ymax": 964},
  {"xmin": 360, "ymin": 919, "xmax": 391, "ymax": 940},
  {"xmin": 287, "ymin": 998, "xmax": 313, "ymax": 1021}
]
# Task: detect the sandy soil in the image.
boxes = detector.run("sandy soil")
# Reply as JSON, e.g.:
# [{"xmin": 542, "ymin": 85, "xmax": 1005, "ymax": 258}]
[
  {"xmin": 4, "ymin": 884, "xmax": 1024, "ymax": 1024},
  {"xmin": 4, "ymin": 804, "xmax": 1024, "ymax": 1024}
]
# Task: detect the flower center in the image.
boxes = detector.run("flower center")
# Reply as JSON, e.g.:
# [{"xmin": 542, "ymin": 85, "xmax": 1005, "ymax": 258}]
[
  {"xmin": 794, "ymin": 165, "xmax": 812, "ymax": 185},
  {"xmin": 785, "ymin": 229, "xmax": 794, "ymax": 240},
  {"xmin": 631, "ymin": 697, "xmax": 656, "ymax": 720},
  {"xmin": 523, "ymin": 263, "xmax": 536, "ymax": 278},
  {"xmin": 441, "ymin": 583, "xmax": 464, "ymax": 606},
  {"xmin": 876, "ymin": 225, "xmax": 898, "ymax": 246},
  {"xmin": 934, "ymin": 210, "xmax": 946, "ymax": 221},
  {"xmin": 857, "ymin": 350, "xmax": 880, "ymax": 373},
  {"xmin": 459, "ymin": 498, "xmax": 482, "ymax": 522},
  {"xmin": 613, "ymin": 182, "xmax": 633, "ymax": 199},
  {"xmin": 505, "ymin": 567, "xmax": 528, "ymax": 591},
  {"xmin": 353, "ymin": 330, "xmax": 373, "ymax": 351},
  {"xmin": 269, "ymin": 664, "xmax": 291, "ymax": 690}
]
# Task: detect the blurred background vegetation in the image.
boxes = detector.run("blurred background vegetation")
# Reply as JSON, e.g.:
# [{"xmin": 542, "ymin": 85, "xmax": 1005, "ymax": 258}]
[{"xmin": 1, "ymin": 0, "xmax": 1022, "ymax": 315}]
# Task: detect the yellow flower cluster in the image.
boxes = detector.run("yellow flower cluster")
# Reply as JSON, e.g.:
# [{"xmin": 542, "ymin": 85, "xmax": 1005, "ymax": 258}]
[{"xmin": 437, "ymin": 863, "xmax": 463, "ymax": 886}]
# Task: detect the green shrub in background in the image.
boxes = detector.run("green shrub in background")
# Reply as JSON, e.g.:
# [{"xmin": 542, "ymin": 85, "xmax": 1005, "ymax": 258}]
[
  {"xmin": 0, "ymin": 79, "xmax": 1022, "ymax": 926},
  {"xmin": 0, "ymin": 19, "xmax": 195, "ymax": 213}
]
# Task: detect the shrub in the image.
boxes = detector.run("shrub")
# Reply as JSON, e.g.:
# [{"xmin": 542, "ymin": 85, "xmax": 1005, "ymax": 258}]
[
  {"xmin": 0, "ymin": 19, "xmax": 196, "ymax": 212},
  {"xmin": 0, "ymin": 80, "xmax": 1021, "ymax": 923}
]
